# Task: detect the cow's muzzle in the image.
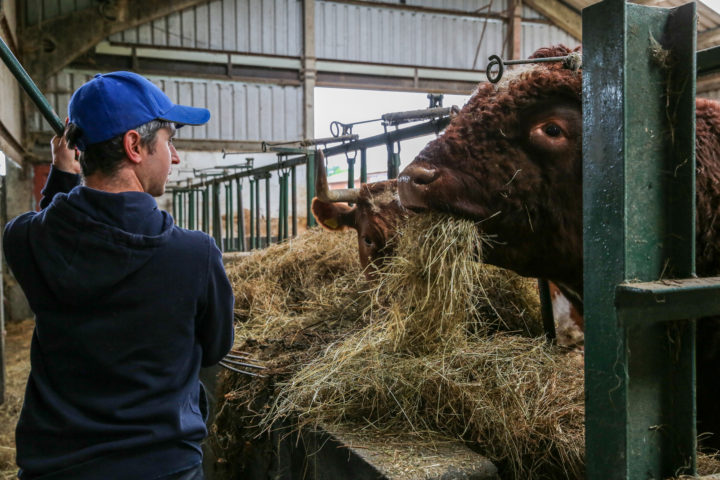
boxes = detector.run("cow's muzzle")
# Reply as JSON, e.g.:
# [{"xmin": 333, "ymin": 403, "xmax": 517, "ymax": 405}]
[{"xmin": 397, "ymin": 164, "xmax": 438, "ymax": 211}]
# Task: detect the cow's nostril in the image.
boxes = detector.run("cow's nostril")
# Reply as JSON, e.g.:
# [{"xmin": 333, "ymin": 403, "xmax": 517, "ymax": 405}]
[{"xmin": 403, "ymin": 165, "xmax": 438, "ymax": 186}]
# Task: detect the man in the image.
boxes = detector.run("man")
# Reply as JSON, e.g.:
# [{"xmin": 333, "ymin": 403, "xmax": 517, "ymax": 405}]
[{"xmin": 3, "ymin": 71, "xmax": 234, "ymax": 479}]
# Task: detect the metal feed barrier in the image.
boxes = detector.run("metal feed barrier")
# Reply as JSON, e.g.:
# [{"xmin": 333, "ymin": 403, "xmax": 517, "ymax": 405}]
[{"xmin": 169, "ymin": 100, "xmax": 454, "ymax": 252}]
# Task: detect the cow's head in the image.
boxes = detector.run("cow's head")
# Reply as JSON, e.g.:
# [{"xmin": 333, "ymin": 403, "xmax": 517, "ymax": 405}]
[
  {"xmin": 311, "ymin": 151, "xmax": 408, "ymax": 273},
  {"xmin": 398, "ymin": 45, "xmax": 583, "ymax": 295}
]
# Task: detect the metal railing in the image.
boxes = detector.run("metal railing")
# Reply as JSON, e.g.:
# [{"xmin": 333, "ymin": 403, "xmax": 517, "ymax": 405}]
[{"xmin": 169, "ymin": 101, "xmax": 454, "ymax": 251}]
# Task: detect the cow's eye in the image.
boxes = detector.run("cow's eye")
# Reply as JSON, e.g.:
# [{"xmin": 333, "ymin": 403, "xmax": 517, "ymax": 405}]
[
  {"xmin": 363, "ymin": 236, "xmax": 374, "ymax": 247},
  {"xmin": 544, "ymin": 124, "xmax": 562, "ymax": 137}
]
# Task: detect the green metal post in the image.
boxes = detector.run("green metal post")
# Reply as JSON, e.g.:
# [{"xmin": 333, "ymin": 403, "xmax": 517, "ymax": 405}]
[
  {"xmin": 360, "ymin": 148, "xmax": 368, "ymax": 184},
  {"xmin": 249, "ymin": 179, "xmax": 256, "ymax": 249},
  {"xmin": 386, "ymin": 141, "xmax": 400, "ymax": 179},
  {"xmin": 225, "ymin": 182, "xmax": 234, "ymax": 251},
  {"xmin": 172, "ymin": 191, "xmax": 178, "ymax": 224},
  {"xmin": 202, "ymin": 185, "xmax": 210, "ymax": 234},
  {"xmin": 188, "ymin": 189, "xmax": 196, "ymax": 231},
  {"xmin": 212, "ymin": 183, "xmax": 222, "ymax": 250},
  {"xmin": 291, "ymin": 166, "xmax": 298, "ymax": 236},
  {"xmin": 283, "ymin": 173, "xmax": 289, "ymax": 240},
  {"xmin": 255, "ymin": 176, "xmax": 261, "ymax": 248},
  {"xmin": 237, "ymin": 179, "xmax": 246, "ymax": 251},
  {"xmin": 583, "ymin": 1, "xmax": 697, "ymax": 477},
  {"xmin": 178, "ymin": 191, "xmax": 185, "ymax": 229},
  {"xmin": 347, "ymin": 157, "xmax": 355, "ymax": 188},
  {"xmin": 279, "ymin": 173, "xmax": 286, "ymax": 240},
  {"xmin": 306, "ymin": 153, "xmax": 316, "ymax": 227},
  {"xmin": 0, "ymin": 37, "xmax": 64, "ymax": 135},
  {"xmin": 265, "ymin": 175, "xmax": 271, "ymax": 247}
]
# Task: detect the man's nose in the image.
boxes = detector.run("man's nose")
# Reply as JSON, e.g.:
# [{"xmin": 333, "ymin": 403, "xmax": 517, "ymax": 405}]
[{"xmin": 170, "ymin": 144, "xmax": 180, "ymax": 164}]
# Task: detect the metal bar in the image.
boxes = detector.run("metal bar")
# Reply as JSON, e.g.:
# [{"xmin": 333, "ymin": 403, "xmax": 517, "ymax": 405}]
[
  {"xmin": 202, "ymin": 185, "xmax": 209, "ymax": 234},
  {"xmin": 254, "ymin": 177, "xmax": 261, "ymax": 249},
  {"xmin": 583, "ymin": 1, "xmax": 697, "ymax": 477},
  {"xmin": 322, "ymin": 117, "xmax": 451, "ymax": 158},
  {"xmin": 278, "ymin": 173, "xmax": 285, "ymax": 240},
  {"xmin": 537, "ymin": 279, "xmax": 556, "ymax": 342},
  {"xmin": 381, "ymin": 106, "xmax": 453, "ymax": 125},
  {"xmin": 697, "ymin": 45, "xmax": 720, "ymax": 76},
  {"xmin": 172, "ymin": 156, "xmax": 307, "ymax": 190},
  {"xmin": 249, "ymin": 179, "xmax": 255, "ymax": 249},
  {"xmin": 237, "ymin": 179, "xmax": 245, "ymax": 252},
  {"xmin": 0, "ymin": 36, "xmax": 64, "ymax": 135},
  {"xmin": 172, "ymin": 191, "xmax": 178, "ymax": 224},
  {"xmin": 616, "ymin": 278, "xmax": 720, "ymax": 322},
  {"xmin": 347, "ymin": 157, "xmax": 355, "ymax": 188},
  {"xmin": 306, "ymin": 152, "xmax": 316, "ymax": 227},
  {"xmin": 212, "ymin": 183, "xmax": 222, "ymax": 250},
  {"xmin": 300, "ymin": 133, "xmax": 358, "ymax": 146},
  {"xmin": 283, "ymin": 173, "xmax": 290, "ymax": 240},
  {"xmin": 225, "ymin": 182, "xmax": 234, "ymax": 251},
  {"xmin": 188, "ymin": 189, "xmax": 196, "ymax": 230},
  {"xmin": 291, "ymin": 166, "xmax": 297, "ymax": 237},
  {"xmin": 360, "ymin": 148, "xmax": 367, "ymax": 184},
  {"xmin": 386, "ymin": 141, "xmax": 400, "ymax": 179},
  {"xmin": 265, "ymin": 175, "xmax": 271, "ymax": 247},
  {"xmin": 178, "ymin": 192, "xmax": 185, "ymax": 228}
]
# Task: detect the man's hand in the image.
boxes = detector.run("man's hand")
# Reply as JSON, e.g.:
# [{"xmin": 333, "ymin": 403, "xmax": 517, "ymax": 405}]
[{"xmin": 51, "ymin": 129, "xmax": 81, "ymax": 175}]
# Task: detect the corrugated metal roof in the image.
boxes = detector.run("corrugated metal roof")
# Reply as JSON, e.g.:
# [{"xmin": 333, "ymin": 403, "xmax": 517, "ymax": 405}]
[
  {"xmin": 316, "ymin": 2, "xmax": 508, "ymax": 69},
  {"xmin": 109, "ymin": 0, "xmax": 303, "ymax": 56}
]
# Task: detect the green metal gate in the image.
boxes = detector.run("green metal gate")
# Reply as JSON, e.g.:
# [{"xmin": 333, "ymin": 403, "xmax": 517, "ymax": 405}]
[{"xmin": 584, "ymin": 0, "xmax": 720, "ymax": 477}]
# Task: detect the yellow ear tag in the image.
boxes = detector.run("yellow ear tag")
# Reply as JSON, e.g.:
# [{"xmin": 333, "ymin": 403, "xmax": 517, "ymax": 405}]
[{"xmin": 325, "ymin": 218, "xmax": 339, "ymax": 229}]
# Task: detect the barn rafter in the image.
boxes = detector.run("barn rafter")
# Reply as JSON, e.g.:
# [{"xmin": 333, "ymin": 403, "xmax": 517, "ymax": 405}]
[{"xmin": 20, "ymin": 0, "xmax": 214, "ymax": 83}]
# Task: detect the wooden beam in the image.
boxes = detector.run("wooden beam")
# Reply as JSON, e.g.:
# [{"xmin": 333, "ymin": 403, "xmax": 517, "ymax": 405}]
[
  {"xmin": 524, "ymin": 0, "xmax": 582, "ymax": 41},
  {"xmin": 698, "ymin": 27, "xmax": 720, "ymax": 50},
  {"xmin": 302, "ymin": 0, "xmax": 316, "ymax": 140},
  {"xmin": 20, "ymin": 0, "xmax": 213, "ymax": 83},
  {"xmin": 509, "ymin": 0, "xmax": 523, "ymax": 59}
]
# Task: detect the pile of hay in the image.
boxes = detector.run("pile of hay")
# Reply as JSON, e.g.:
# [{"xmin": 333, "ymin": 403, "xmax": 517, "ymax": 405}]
[
  {"xmin": 213, "ymin": 215, "xmax": 582, "ymax": 479},
  {"xmin": 214, "ymin": 215, "xmax": 720, "ymax": 479}
]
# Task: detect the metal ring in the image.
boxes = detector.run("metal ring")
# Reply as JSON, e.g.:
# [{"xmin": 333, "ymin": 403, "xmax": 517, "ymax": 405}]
[
  {"xmin": 330, "ymin": 121, "xmax": 342, "ymax": 138},
  {"xmin": 486, "ymin": 55, "xmax": 504, "ymax": 84}
]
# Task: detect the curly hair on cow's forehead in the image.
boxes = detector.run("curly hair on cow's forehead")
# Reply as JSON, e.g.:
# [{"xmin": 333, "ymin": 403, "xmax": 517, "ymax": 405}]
[{"xmin": 466, "ymin": 45, "xmax": 583, "ymax": 113}]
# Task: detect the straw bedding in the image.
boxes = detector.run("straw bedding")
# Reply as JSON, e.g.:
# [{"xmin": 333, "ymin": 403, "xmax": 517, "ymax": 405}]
[{"xmin": 211, "ymin": 215, "xmax": 719, "ymax": 479}]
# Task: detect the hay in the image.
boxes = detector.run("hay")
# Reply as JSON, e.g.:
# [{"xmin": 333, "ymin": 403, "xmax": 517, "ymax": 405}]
[
  {"xmin": 213, "ymin": 216, "xmax": 577, "ymax": 479},
  {"xmin": 260, "ymin": 215, "xmax": 582, "ymax": 480},
  {"xmin": 0, "ymin": 318, "xmax": 34, "ymax": 480}
]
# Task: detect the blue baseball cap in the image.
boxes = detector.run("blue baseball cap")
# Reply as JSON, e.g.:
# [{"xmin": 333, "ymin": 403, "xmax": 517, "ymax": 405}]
[{"xmin": 68, "ymin": 71, "xmax": 210, "ymax": 150}]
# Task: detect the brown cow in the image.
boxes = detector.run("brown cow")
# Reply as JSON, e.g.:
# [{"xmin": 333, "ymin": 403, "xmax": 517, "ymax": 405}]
[
  {"xmin": 310, "ymin": 151, "xmax": 407, "ymax": 273},
  {"xmin": 397, "ymin": 44, "xmax": 720, "ymax": 447},
  {"xmin": 311, "ymin": 151, "xmax": 584, "ymax": 346}
]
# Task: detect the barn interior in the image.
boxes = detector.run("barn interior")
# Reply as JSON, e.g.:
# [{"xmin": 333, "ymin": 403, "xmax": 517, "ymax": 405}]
[{"xmin": 1, "ymin": 1, "xmax": 720, "ymax": 479}]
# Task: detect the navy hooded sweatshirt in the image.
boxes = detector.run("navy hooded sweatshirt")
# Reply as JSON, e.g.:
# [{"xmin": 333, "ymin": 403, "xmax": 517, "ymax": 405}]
[{"xmin": 3, "ymin": 167, "xmax": 234, "ymax": 479}]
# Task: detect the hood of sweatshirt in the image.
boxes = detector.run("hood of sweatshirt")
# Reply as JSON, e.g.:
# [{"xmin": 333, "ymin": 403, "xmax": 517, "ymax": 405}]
[{"xmin": 29, "ymin": 186, "xmax": 175, "ymax": 305}]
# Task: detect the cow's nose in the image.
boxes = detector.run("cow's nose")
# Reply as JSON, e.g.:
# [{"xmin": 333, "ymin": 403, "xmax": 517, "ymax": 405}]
[
  {"xmin": 400, "ymin": 164, "xmax": 439, "ymax": 186},
  {"xmin": 398, "ymin": 164, "xmax": 438, "ymax": 211}
]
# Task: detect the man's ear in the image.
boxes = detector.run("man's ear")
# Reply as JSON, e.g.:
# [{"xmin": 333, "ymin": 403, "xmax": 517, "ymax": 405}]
[
  {"xmin": 311, "ymin": 198, "xmax": 357, "ymax": 231},
  {"xmin": 123, "ymin": 130, "xmax": 143, "ymax": 164}
]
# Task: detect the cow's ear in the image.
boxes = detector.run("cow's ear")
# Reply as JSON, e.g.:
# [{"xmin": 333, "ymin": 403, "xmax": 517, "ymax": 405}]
[{"xmin": 311, "ymin": 198, "xmax": 356, "ymax": 231}]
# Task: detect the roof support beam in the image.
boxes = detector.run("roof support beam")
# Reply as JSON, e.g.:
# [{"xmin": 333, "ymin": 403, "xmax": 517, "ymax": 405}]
[
  {"xmin": 20, "ymin": 0, "xmax": 213, "ymax": 83},
  {"xmin": 523, "ymin": 0, "xmax": 582, "ymax": 41}
]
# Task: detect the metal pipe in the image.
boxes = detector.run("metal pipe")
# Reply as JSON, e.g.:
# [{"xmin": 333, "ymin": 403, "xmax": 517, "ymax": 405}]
[
  {"xmin": 291, "ymin": 166, "xmax": 297, "ymax": 237},
  {"xmin": 265, "ymin": 175, "xmax": 271, "ymax": 247},
  {"xmin": 249, "ymin": 179, "xmax": 255, "ymax": 249},
  {"xmin": 360, "ymin": 148, "xmax": 367, "ymax": 184},
  {"xmin": 212, "ymin": 183, "xmax": 222, "ymax": 250},
  {"xmin": 381, "ymin": 106, "xmax": 454, "ymax": 125},
  {"xmin": 254, "ymin": 177, "xmax": 261, "ymax": 248},
  {"xmin": 0, "ymin": 37, "xmax": 64, "ymax": 135},
  {"xmin": 237, "ymin": 179, "xmax": 245, "ymax": 252}
]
